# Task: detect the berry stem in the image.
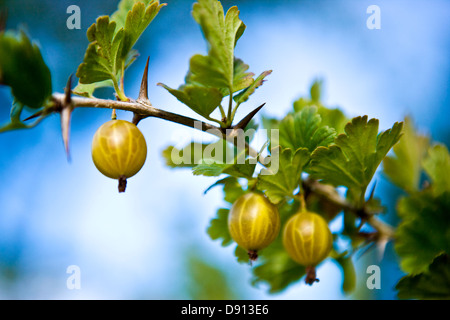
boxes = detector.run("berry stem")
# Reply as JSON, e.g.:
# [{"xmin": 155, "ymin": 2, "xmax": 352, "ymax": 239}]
[
  {"xmin": 305, "ymin": 266, "xmax": 319, "ymax": 285},
  {"xmin": 248, "ymin": 250, "xmax": 258, "ymax": 261},
  {"xmin": 118, "ymin": 175, "xmax": 127, "ymax": 193}
]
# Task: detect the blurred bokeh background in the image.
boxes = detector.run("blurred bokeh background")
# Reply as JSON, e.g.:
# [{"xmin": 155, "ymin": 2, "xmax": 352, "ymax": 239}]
[{"xmin": 0, "ymin": 0, "xmax": 449, "ymax": 299}]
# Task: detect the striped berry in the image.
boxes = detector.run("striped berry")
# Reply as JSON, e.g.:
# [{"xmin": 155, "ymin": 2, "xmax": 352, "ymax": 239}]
[
  {"xmin": 91, "ymin": 120, "xmax": 147, "ymax": 192},
  {"xmin": 228, "ymin": 192, "xmax": 280, "ymax": 260}
]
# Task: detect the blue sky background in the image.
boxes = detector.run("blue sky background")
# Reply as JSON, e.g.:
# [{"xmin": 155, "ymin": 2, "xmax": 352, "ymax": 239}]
[{"xmin": 0, "ymin": 0, "xmax": 449, "ymax": 299}]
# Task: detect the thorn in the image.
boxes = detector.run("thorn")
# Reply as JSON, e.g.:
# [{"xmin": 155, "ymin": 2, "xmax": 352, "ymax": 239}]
[
  {"xmin": 138, "ymin": 56, "xmax": 150, "ymax": 102},
  {"xmin": 64, "ymin": 75, "xmax": 72, "ymax": 106},
  {"xmin": 232, "ymin": 103, "xmax": 266, "ymax": 131},
  {"xmin": 376, "ymin": 236, "xmax": 389, "ymax": 262},
  {"xmin": 61, "ymin": 75, "xmax": 74, "ymax": 161},
  {"xmin": 24, "ymin": 110, "xmax": 44, "ymax": 121},
  {"xmin": 24, "ymin": 95, "xmax": 60, "ymax": 121},
  {"xmin": 132, "ymin": 113, "xmax": 146, "ymax": 126}
]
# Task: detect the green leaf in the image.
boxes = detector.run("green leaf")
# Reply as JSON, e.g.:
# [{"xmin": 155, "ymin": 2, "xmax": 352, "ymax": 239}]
[
  {"xmin": 234, "ymin": 245, "xmax": 250, "ymax": 264},
  {"xmin": 251, "ymin": 235, "xmax": 305, "ymax": 293},
  {"xmin": 193, "ymin": 159, "xmax": 228, "ymax": 177},
  {"xmin": 111, "ymin": 0, "xmax": 150, "ymax": 29},
  {"xmin": 162, "ymin": 142, "xmax": 210, "ymax": 168},
  {"xmin": 383, "ymin": 117, "xmax": 429, "ymax": 193},
  {"xmin": 257, "ymin": 147, "xmax": 310, "ymax": 204},
  {"xmin": 334, "ymin": 254, "xmax": 357, "ymax": 294},
  {"xmin": 207, "ymin": 208, "xmax": 232, "ymax": 246},
  {"xmin": 233, "ymin": 70, "xmax": 272, "ymax": 104},
  {"xmin": 0, "ymin": 101, "xmax": 43, "ymax": 133},
  {"xmin": 163, "ymin": 140, "xmax": 237, "ymax": 169},
  {"xmin": 162, "ymin": 1, "xmax": 264, "ymax": 117},
  {"xmin": 0, "ymin": 30, "xmax": 52, "ymax": 109},
  {"xmin": 190, "ymin": 0, "xmax": 246, "ymax": 91},
  {"xmin": 117, "ymin": 1, "xmax": 165, "ymax": 65},
  {"xmin": 72, "ymin": 79, "xmax": 114, "ymax": 98},
  {"xmin": 204, "ymin": 176, "xmax": 245, "ymax": 204},
  {"xmin": 293, "ymin": 98, "xmax": 348, "ymax": 134},
  {"xmin": 188, "ymin": 54, "xmax": 229, "ymax": 89},
  {"xmin": 395, "ymin": 191, "xmax": 450, "ymax": 274},
  {"xmin": 310, "ymin": 79, "xmax": 323, "ymax": 103},
  {"xmin": 230, "ymin": 58, "xmax": 255, "ymax": 95},
  {"xmin": 422, "ymin": 144, "xmax": 450, "ymax": 196},
  {"xmin": 188, "ymin": 55, "xmax": 254, "ymax": 94},
  {"xmin": 396, "ymin": 254, "xmax": 450, "ymax": 300},
  {"xmin": 261, "ymin": 116, "xmax": 279, "ymax": 132},
  {"xmin": 76, "ymin": 16, "xmax": 124, "ymax": 84},
  {"xmin": 76, "ymin": 1, "xmax": 164, "ymax": 92},
  {"xmin": 309, "ymin": 116, "xmax": 403, "ymax": 202},
  {"xmin": 193, "ymin": 156, "xmax": 257, "ymax": 179},
  {"xmin": 186, "ymin": 253, "xmax": 237, "ymax": 300},
  {"xmin": 278, "ymin": 106, "xmax": 336, "ymax": 153},
  {"xmin": 157, "ymin": 83, "xmax": 223, "ymax": 119},
  {"xmin": 206, "ymin": 205, "xmax": 250, "ymax": 264},
  {"xmin": 223, "ymin": 159, "xmax": 256, "ymax": 179}
]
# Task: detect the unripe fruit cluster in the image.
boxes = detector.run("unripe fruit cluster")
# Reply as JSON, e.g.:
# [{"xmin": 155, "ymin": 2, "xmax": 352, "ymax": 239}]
[{"xmin": 228, "ymin": 192, "xmax": 332, "ymax": 284}]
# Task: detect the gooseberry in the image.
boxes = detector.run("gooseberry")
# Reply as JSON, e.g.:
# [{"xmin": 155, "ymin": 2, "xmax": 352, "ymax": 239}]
[
  {"xmin": 283, "ymin": 210, "xmax": 332, "ymax": 284},
  {"xmin": 91, "ymin": 119, "xmax": 147, "ymax": 192},
  {"xmin": 228, "ymin": 192, "xmax": 280, "ymax": 260}
]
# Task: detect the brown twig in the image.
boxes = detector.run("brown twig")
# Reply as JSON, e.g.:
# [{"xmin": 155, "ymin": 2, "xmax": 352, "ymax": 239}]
[{"xmin": 302, "ymin": 177, "xmax": 395, "ymax": 240}]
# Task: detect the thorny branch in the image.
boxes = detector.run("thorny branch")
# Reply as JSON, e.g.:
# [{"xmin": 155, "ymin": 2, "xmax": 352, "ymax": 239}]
[
  {"xmin": 302, "ymin": 177, "xmax": 395, "ymax": 258},
  {"xmin": 42, "ymin": 58, "xmax": 395, "ymax": 247},
  {"xmin": 51, "ymin": 92, "xmax": 262, "ymax": 159}
]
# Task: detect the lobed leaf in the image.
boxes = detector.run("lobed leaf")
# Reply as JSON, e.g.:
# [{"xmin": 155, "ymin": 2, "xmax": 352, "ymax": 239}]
[
  {"xmin": 334, "ymin": 254, "xmax": 357, "ymax": 294},
  {"xmin": 251, "ymin": 235, "xmax": 305, "ymax": 293},
  {"xmin": 233, "ymin": 70, "xmax": 272, "ymax": 104},
  {"xmin": 207, "ymin": 208, "xmax": 233, "ymax": 246},
  {"xmin": 234, "ymin": 245, "xmax": 250, "ymax": 264},
  {"xmin": 163, "ymin": 139, "xmax": 235, "ymax": 169},
  {"xmin": 396, "ymin": 254, "xmax": 450, "ymax": 300},
  {"xmin": 293, "ymin": 81, "xmax": 349, "ymax": 134},
  {"xmin": 310, "ymin": 79, "xmax": 323, "ymax": 103},
  {"xmin": 76, "ymin": 16, "xmax": 123, "ymax": 84},
  {"xmin": 191, "ymin": 0, "xmax": 246, "ymax": 90},
  {"xmin": 186, "ymin": 253, "xmax": 237, "ymax": 300},
  {"xmin": 395, "ymin": 191, "xmax": 450, "ymax": 275},
  {"xmin": 204, "ymin": 176, "xmax": 245, "ymax": 204},
  {"xmin": 162, "ymin": 142, "xmax": 215, "ymax": 169},
  {"xmin": 193, "ymin": 156, "xmax": 256, "ymax": 179},
  {"xmin": 278, "ymin": 106, "xmax": 336, "ymax": 153},
  {"xmin": 161, "ymin": 1, "xmax": 268, "ymax": 119},
  {"xmin": 257, "ymin": 147, "xmax": 310, "ymax": 204},
  {"xmin": 383, "ymin": 117, "xmax": 429, "ymax": 193},
  {"xmin": 309, "ymin": 116, "xmax": 403, "ymax": 202},
  {"xmin": 117, "ymin": 1, "xmax": 165, "ymax": 67},
  {"xmin": 157, "ymin": 83, "xmax": 223, "ymax": 119},
  {"xmin": 230, "ymin": 58, "xmax": 255, "ymax": 96},
  {"xmin": 206, "ymin": 205, "xmax": 252, "ymax": 264},
  {"xmin": 422, "ymin": 144, "xmax": 450, "ymax": 196},
  {"xmin": 75, "ymin": 0, "xmax": 164, "ymax": 96}
]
